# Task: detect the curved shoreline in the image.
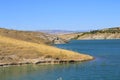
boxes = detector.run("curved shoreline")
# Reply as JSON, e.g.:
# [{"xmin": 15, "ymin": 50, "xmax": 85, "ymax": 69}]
[
  {"xmin": 0, "ymin": 56, "xmax": 94, "ymax": 67},
  {"xmin": 0, "ymin": 33, "xmax": 94, "ymax": 67}
]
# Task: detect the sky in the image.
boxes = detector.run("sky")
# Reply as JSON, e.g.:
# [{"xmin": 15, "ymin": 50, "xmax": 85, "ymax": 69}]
[{"xmin": 0, "ymin": 0, "xmax": 120, "ymax": 31}]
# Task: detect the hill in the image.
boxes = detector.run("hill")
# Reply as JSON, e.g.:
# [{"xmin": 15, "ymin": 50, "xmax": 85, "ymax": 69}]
[
  {"xmin": 77, "ymin": 27, "xmax": 120, "ymax": 40},
  {"xmin": 58, "ymin": 33, "xmax": 83, "ymax": 40},
  {"xmin": 0, "ymin": 28, "xmax": 67, "ymax": 44},
  {"xmin": 0, "ymin": 28, "xmax": 93, "ymax": 66},
  {"xmin": 59, "ymin": 27, "xmax": 120, "ymax": 40}
]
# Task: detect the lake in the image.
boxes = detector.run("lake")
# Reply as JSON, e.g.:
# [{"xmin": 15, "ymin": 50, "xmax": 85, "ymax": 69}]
[{"xmin": 0, "ymin": 39, "xmax": 120, "ymax": 80}]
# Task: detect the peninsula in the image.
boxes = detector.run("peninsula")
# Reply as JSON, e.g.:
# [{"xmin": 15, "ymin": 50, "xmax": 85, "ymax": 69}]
[{"xmin": 0, "ymin": 28, "xmax": 93, "ymax": 66}]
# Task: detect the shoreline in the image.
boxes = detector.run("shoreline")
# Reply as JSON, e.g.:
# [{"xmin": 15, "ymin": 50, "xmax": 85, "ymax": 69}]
[
  {"xmin": 0, "ymin": 57, "xmax": 94, "ymax": 67},
  {"xmin": 0, "ymin": 33, "xmax": 94, "ymax": 67},
  {"xmin": 77, "ymin": 38, "xmax": 120, "ymax": 40}
]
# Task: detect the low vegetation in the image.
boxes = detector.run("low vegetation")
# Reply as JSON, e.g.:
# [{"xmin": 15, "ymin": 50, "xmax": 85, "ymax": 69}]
[
  {"xmin": 59, "ymin": 27, "xmax": 120, "ymax": 40},
  {"xmin": 89, "ymin": 27, "xmax": 120, "ymax": 34},
  {"xmin": 0, "ymin": 28, "xmax": 66, "ymax": 44},
  {"xmin": 0, "ymin": 28, "xmax": 93, "ymax": 66}
]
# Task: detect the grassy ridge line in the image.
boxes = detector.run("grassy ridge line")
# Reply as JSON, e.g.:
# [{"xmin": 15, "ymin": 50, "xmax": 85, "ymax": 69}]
[
  {"xmin": 0, "ymin": 28, "xmax": 67, "ymax": 44},
  {"xmin": 0, "ymin": 35, "xmax": 93, "ymax": 65},
  {"xmin": 0, "ymin": 28, "xmax": 48, "ymax": 44},
  {"xmin": 58, "ymin": 27, "xmax": 120, "ymax": 40}
]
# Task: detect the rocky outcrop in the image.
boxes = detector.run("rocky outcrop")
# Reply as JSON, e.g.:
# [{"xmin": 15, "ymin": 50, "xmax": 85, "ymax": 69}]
[
  {"xmin": 38, "ymin": 34, "xmax": 67, "ymax": 44},
  {"xmin": 52, "ymin": 37, "xmax": 67, "ymax": 44}
]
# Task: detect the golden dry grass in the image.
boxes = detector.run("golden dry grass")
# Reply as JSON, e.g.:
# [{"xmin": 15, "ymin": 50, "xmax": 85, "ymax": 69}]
[
  {"xmin": 58, "ymin": 33, "xmax": 83, "ymax": 40},
  {"xmin": 0, "ymin": 28, "xmax": 51, "ymax": 44},
  {"xmin": 0, "ymin": 35, "xmax": 93, "ymax": 60}
]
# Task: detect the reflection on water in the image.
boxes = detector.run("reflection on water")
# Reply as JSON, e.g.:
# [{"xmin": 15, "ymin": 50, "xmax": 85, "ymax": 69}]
[
  {"xmin": 0, "ymin": 63, "xmax": 88, "ymax": 80},
  {"xmin": 0, "ymin": 64, "xmax": 39, "ymax": 80}
]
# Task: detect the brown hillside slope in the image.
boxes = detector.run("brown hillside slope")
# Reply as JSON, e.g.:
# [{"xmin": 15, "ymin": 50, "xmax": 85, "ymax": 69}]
[
  {"xmin": 59, "ymin": 27, "xmax": 120, "ymax": 40},
  {"xmin": 58, "ymin": 33, "xmax": 83, "ymax": 40},
  {"xmin": 0, "ymin": 28, "xmax": 66, "ymax": 44},
  {"xmin": 77, "ymin": 27, "xmax": 120, "ymax": 40},
  {"xmin": 0, "ymin": 35, "xmax": 93, "ymax": 66}
]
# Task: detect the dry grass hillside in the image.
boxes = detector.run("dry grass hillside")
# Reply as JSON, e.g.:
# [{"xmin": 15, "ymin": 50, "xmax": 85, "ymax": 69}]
[
  {"xmin": 58, "ymin": 33, "xmax": 83, "ymax": 40},
  {"xmin": 0, "ymin": 29, "xmax": 93, "ymax": 66},
  {"xmin": 0, "ymin": 28, "xmax": 66, "ymax": 44},
  {"xmin": 59, "ymin": 27, "xmax": 120, "ymax": 40},
  {"xmin": 77, "ymin": 27, "xmax": 120, "ymax": 40}
]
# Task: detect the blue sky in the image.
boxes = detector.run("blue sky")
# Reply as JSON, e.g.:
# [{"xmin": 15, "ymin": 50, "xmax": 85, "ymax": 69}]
[{"xmin": 0, "ymin": 0, "xmax": 120, "ymax": 31}]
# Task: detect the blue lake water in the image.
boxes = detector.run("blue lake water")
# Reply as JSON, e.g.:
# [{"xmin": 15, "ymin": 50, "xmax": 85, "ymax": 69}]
[{"xmin": 0, "ymin": 39, "xmax": 120, "ymax": 80}]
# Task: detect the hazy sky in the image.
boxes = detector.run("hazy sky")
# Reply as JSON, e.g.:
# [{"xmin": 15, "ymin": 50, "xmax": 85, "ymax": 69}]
[{"xmin": 0, "ymin": 0, "xmax": 120, "ymax": 31}]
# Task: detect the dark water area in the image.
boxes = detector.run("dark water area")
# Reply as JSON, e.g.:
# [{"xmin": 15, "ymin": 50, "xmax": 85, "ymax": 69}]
[{"xmin": 0, "ymin": 39, "xmax": 120, "ymax": 80}]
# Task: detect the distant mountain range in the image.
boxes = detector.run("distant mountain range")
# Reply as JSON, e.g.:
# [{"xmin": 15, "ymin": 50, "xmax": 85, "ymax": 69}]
[{"xmin": 38, "ymin": 30, "xmax": 80, "ymax": 34}]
